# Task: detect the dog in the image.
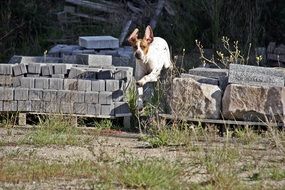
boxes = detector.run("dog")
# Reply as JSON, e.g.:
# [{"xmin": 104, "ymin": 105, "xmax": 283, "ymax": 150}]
[{"xmin": 128, "ymin": 25, "xmax": 172, "ymax": 87}]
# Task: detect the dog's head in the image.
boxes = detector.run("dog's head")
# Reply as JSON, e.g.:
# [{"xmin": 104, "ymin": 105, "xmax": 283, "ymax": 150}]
[{"xmin": 128, "ymin": 25, "xmax": 154, "ymax": 61}]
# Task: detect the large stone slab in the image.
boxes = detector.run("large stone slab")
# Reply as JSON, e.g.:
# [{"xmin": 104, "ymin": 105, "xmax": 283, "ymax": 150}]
[
  {"xmin": 79, "ymin": 36, "xmax": 119, "ymax": 49},
  {"xmin": 171, "ymin": 78, "xmax": 222, "ymax": 119},
  {"xmin": 180, "ymin": 73, "xmax": 219, "ymax": 86},
  {"xmin": 222, "ymin": 84, "xmax": 285, "ymax": 122}
]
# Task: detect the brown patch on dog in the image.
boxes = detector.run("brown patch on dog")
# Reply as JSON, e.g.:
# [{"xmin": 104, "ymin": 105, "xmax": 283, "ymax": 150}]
[{"xmin": 140, "ymin": 39, "xmax": 150, "ymax": 55}]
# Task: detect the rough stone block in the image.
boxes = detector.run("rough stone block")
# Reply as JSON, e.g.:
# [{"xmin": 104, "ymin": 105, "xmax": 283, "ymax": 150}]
[
  {"xmin": 29, "ymin": 89, "xmax": 43, "ymax": 100},
  {"xmin": 64, "ymin": 79, "xmax": 78, "ymax": 90},
  {"xmin": 27, "ymin": 63, "xmax": 41, "ymax": 74},
  {"xmin": 0, "ymin": 75, "xmax": 13, "ymax": 87},
  {"xmin": 54, "ymin": 64, "xmax": 67, "ymax": 74},
  {"xmin": 87, "ymin": 103, "xmax": 100, "ymax": 115},
  {"xmin": 79, "ymin": 36, "xmax": 119, "ymax": 49},
  {"xmin": 105, "ymin": 80, "xmax": 120, "ymax": 91},
  {"xmin": 68, "ymin": 67, "xmax": 85, "ymax": 79},
  {"xmin": 59, "ymin": 102, "xmax": 74, "ymax": 114},
  {"xmin": 76, "ymin": 54, "xmax": 112, "ymax": 66},
  {"xmin": 112, "ymin": 90, "xmax": 124, "ymax": 102},
  {"xmin": 43, "ymin": 90, "xmax": 58, "ymax": 101},
  {"xmin": 44, "ymin": 101, "xmax": 59, "ymax": 113},
  {"xmin": 180, "ymin": 73, "xmax": 219, "ymax": 86},
  {"xmin": 114, "ymin": 102, "xmax": 131, "ymax": 116},
  {"xmin": 17, "ymin": 100, "xmax": 31, "ymax": 112},
  {"xmin": 20, "ymin": 77, "xmax": 34, "ymax": 88},
  {"xmin": 0, "ymin": 87, "xmax": 13, "ymax": 100},
  {"xmin": 74, "ymin": 102, "xmax": 87, "ymax": 115},
  {"xmin": 77, "ymin": 79, "xmax": 91, "ymax": 91},
  {"xmin": 100, "ymin": 104, "xmax": 115, "ymax": 116},
  {"xmin": 85, "ymin": 91, "xmax": 99, "ymax": 103},
  {"xmin": 91, "ymin": 80, "xmax": 105, "ymax": 91},
  {"xmin": 41, "ymin": 64, "xmax": 53, "ymax": 76},
  {"xmin": 49, "ymin": 78, "xmax": 63, "ymax": 90},
  {"xmin": 3, "ymin": 101, "xmax": 17, "ymax": 111},
  {"xmin": 14, "ymin": 88, "xmax": 29, "ymax": 100},
  {"xmin": 99, "ymin": 91, "xmax": 113, "ymax": 104},
  {"xmin": 34, "ymin": 78, "xmax": 49, "ymax": 89},
  {"xmin": 31, "ymin": 100, "xmax": 44, "ymax": 112},
  {"xmin": 97, "ymin": 69, "xmax": 113, "ymax": 79},
  {"xmin": 0, "ymin": 64, "xmax": 13, "ymax": 75},
  {"xmin": 12, "ymin": 64, "xmax": 27, "ymax": 76}
]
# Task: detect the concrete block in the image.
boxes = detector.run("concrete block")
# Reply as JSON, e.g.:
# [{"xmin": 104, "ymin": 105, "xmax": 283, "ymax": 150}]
[
  {"xmin": 27, "ymin": 63, "xmax": 41, "ymax": 74},
  {"xmin": 74, "ymin": 102, "xmax": 87, "ymax": 115},
  {"xmin": 12, "ymin": 77, "xmax": 22, "ymax": 87},
  {"xmin": 14, "ymin": 88, "xmax": 29, "ymax": 100},
  {"xmin": 85, "ymin": 91, "xmax": 99, "ymax": 103},
  {"xmin": 114, "ymin": 102, "xmax": 131, "ymax": 116},
  {"xmin": 9, "ymin": 55, "xmax": 61, "ymax": 64},
  {"xmin": 64, "ymin": 79, "xmax": 78, "ymax": 90},
  {"xmin": 54, "ymin": 64, "xmax": 67, "ymax": 74},
  {"xmin": 76, "ymin": 54, "xmax": 112, "ymax": 66},
  {"xmin": 77, "ymin": 79, "xmax": 91, "ymax": 91},
  {"xmin": 52, "ymin": 74, "xmax": 65, "ymax": 78},
  {"xmin": 0, "ymin": 101, "xmax": 3, "ymax": 111},
  {"xmin": 12, "ymin": 64, "xmax": 27, "ymax": 76},
  {"xmin": 68, "ymin": 67, "xmax": 85, "ymax": 79},
  {"xmin": 87, "ymin": 103, "xmax": 100, "ymax": 115},
  {"xmin": 34, "ymin": 78, "xmax": 49, "ymax": 89},
  {"xmin": 114, "ymin": 67, "xmax": 133, "ymax": 80},
  {"xmin": 43, "ymin": 90, "xmax": 58, "ymax": 101},
  {"xmin": 0, "ymin": 87, "xmax": 13, "ymax": 100},
  {"xmin": 57, "ymin": 90, "xmax": 73, "ymax": 102},
  {"xmin": 31, "ymin": 100, "xmax": 44, "ymax": 112},
  {"xmin": 44, "ymin": 101, "xmax": 59, "ymax": 113},
  {"xmin": 105, "ymin": 80, "xmax": 120, "ymax": 91},
  {"xmin": 20, "ymin": 77, "xmax": 34, "ymax": 88},
  {"xmin": 48, "ymin": 44, "xmax": 81, "ymax": 57},
  {"xmin": 91, "ymin": 80, "xmax": 105, "ymax": 91},
  {"xmin": 29, "ymin": 89, "xmax": 43, "ymax": 100},
  {"xmin": 79, "ymin": 36, "xmax": 119, "ymax": 49},
  {"xmin": 41, "ymin": 64, "xmax": 53, "ymax": 76},
  {"xmin": 112, "ymin": 56, "xmax": 132, "ymax": 67},
  {"xmin": 3, "ymin": 101, "xmax": 17, "ymax": 111},
  {"xmin": 49, "ymin": 78, "xmax": 63, "ymax": 90},
  {"xmin": 100, "ymin": 104, "xmax": 115, "ymax": 116},
  {"xmin": 98, "ymin": 91, "xmax": 112, "ymax": 104},
  {"xmin": 17, "ymin": 100, "xmax": 31, "ymax": 112},
  {"xmin": 0, "ymin": 64, "xmax": 13, "ymax": 75},
  {"xmin": 59, "ymin": 102, "xmax": 74, "ymax": 114},
  {"xmin": 0, "ymin": 75, "xmax": 13, "ymax": 87},
  {"xmin": 112, "ymin": 90, "xmax": 124, "ymax": 102},
  {"xmin": 180, "ymin": 73, "xmax": 219, "ymax": 86},
  {"xmin": 26, "ymin": 74, "xmax": 40, "ymax": 77},
  {"xmin": 97, "ymin": 69, "xmax": 113, "ymax": 79},
  {"xmin": 70, "ymin": 91, "xmax": 85, "ymax": 103}
]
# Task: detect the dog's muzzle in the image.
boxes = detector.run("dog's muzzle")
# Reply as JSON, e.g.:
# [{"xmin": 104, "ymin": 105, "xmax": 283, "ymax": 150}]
[{"xmin": 135, "ymin": 52, "xmax": 142, "ymax": 60}]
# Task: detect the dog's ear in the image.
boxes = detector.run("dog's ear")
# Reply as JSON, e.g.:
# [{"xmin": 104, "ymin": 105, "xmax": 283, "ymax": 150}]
[
  {"xmin": 128, "ymin": 28, "xmax": 139, "ymax": 45},
  {"xmin": 144, "ymin": 25, "xmax": 154, "ymax": 44}
]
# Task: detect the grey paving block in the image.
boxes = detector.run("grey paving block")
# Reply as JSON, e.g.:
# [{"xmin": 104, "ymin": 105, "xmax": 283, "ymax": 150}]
[
  {"xmin": 100, "ymin": 104, "xmax": 114, "ymax": 116},
  {"xmin": 105, "ymin": 80, "xmax": 120, "ymax": 91},
  {"xmin": 0, "ymin": 64, "xmax": 13, "ymax": 75},
  {"xmin": 85, "ymin": 91, "xmax": 99, "ymax": 103},
  {"xmin": 68, "ymin": 67, "xmax": 85, "ymax": 79},
  {"xmin": 99, "ymin": 91, "xmax": 112, "ymax": 104},
  {"xmin": 74, "ymin": 102, "xmax": 87, "ymax": 115},
  {"xmin": 27, "ymin": 63, "xmax": 41, "ymax": 74},
  {"xmin": 52, "ymin": 74, "xmax": 65, "ymax": 78},
  {"xmin": 77, "ymin": 79, "xmax": 91, "ymax": 91},
  {"xmin": 79, "ymin": 36, "xmax": 119, "ymax": 49},
  {"xmin": 0, "ymin": 87, "xmax": 13, "ymax": 100},
  {"xmin": 114, "ymin": 67, "xmax": 133, "ymax": 80},
  {"xmin": 3, "ymin": 101, "xmax": 17, "ymax": 111},
  {"xmin": 12, "ymin": 64, "xmax": 27, "ymax": 76},
  {"xmin": 180, "ymin": 73, "xmax": 219, "ymax": 85},
  {"xmin": 34, "ymin": 78, "xmax": 49, "ymax": 89},
  {"xmin": 112, "ymin": 90, "xmax": 124, "ymax": 102},
  {"xmin": 0, "ymin": 75, "xmax": 13, "ymax": 87},
  {"xmin": 70, "ymin": 91, "xmax": 85, "ymax": 103},
  {"xmin": 114, "ymin": 102, "xmax": 131, "ymax": 116},
  {"xmin": 91, "ymin": 80, "xmax": 105, "ymax": 91},
  {"xmin": 20, "ymin": 77, "xmax": 34, "ymax": 88},
  {"xmin": 41, "ymin": 64, "xmax": 53, "ymax": 76},
  {"xmin": 43, "ymin": 90, "xmax": 58, "ymax": 101},
  {"xmin": 87, "ymin": 103, "xmax": 100, "ymax": 115},
  {"xmin": 31, "ymin": 100, "xmax": 44, "ymax": 112},
  {"xmin": 0, "ymin": 101, "xmax": 3, "ymax": 111},
  {"xmin": 17, "ymin": 100, "xmax": 31, "ymax": 112},
  {"xmin": 54, "ymin": 64, "xmax": 67, "ymax": 74},
  {"xmin": 14, "ymin": 88, "xmax": 29, "ymax": 100},
  {"xmin": 49, "ymin": 78, "xmax": 63, "ymax": 90},
  {"xmin": 26, "ymin": 74, "xmax": 40, "ymax": 77},
  {"xmin": 98, "ymin": 49, "xmax": 119, "ymax": 56},
  {"xmin": 12, "ymin": 77, "xmax": 22, "ymax": 87},
  {"xmin": 9, "ymin": 55, "xmax": 61, "ymax": 64},
  {"xmin": 29, "ymin": 89, "xmax": 43, "ymax": 100},
  {"xmin": 97, "ymin": 69, "xmax": 113, "ymax": 79},
  {"xmin": 57, "ymin": 90, "xmax": 73, "ymax": 103},
  {"xmin": 76, "ymin": 54, "xmax": 112, "ymax": 66},
  {"xmin": 59, "ymin": 102, "xmax": 74, "ymax": 114},
  {"xmin": 44, "ymin": 101, "xmax": 59, "ymax": 113},
  {"xmin": 64, "ymin": 79, "xmax": 78, "ymax": 90},
  {"xmin": 48, "ymin": 44, "xmax": 81, "ymax": 57}
]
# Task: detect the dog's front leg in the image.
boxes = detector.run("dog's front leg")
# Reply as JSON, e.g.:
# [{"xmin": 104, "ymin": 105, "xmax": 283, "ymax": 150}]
[{"xmin": 137, "ymin": 67, "xmax": 162, "ymax": 86}]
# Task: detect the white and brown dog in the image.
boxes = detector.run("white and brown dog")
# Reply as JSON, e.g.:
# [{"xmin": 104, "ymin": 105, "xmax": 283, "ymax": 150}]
[{"xmin": 128, "ymin": 25, "xmax": 172, "ymax": 87}]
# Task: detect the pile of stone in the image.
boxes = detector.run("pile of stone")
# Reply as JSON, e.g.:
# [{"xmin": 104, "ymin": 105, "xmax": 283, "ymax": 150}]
[{"xmin": 172, "ymin": 64, "xmax": 285, "ymax": 123}]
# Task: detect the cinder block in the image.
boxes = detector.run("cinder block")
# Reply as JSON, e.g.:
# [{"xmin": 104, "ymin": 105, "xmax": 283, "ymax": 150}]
[
  {"xmin": 12, "ymin": 64, "xmax": 27, "ymax": 76},
  {"xmin": 0, "ymin": 101, "xmax": 3, "ymax": 111},
  {"xmin": 44, "ymin": 101, "xmax": 59, "ymax": 113},
  {"xmin": 41, "ymin": 64, "xmax": 53, "ymax": 76},
  {"xmin": 77, "ymin": 79, "xmax": 91, "ymax": 91},
  {"xmin": 0, "ymin": 64, "xmax": 13, "ymax": 75},
  {"xmin": 34, "ymin": 78, "xmax": 49, "ymax": 89},
  {"xmin": 114, "ymin": 102, "xmax": 131, "ymax": 116},
  {"xmin": 87, "ymin": 103, "xmax": 100, "ymax": 115},
  {"xmin": 43, "ymin": 90, "xmax": 58, "ymax": 101},
  {"xmin": 105, "ymin": 80, "xmax": 120, "ymax": 91},
  {"xmin": 12, "ymin": 77, "xmax": 22, "ymax": 87},
  {"xmin": 0, "ymin": 75, "xmax": 13, "ymax": 87},
  {"xmin": 57, "ymin": 90, "xmax": 73, "ymax": 102},
  {"xmin": 29, "ymin": 89, "xmax": 43, "ymax": 100},
  {"xmin": 54, "ymin": 64, "xmax": 67, "ymax": 74},
  {"xmin": 3, "ymin": 101, "xmax": 17, "ymax": 111},
  {"xmin": 74, "ymin": 102, "xmax": 87, "ymax": 115},
  {"xmin": 97, "ymin": 69, "xmax": 113, "ymax": 79},
  {"xmin": 20, "ymin": 77, "xmax": 34, "ymax": 88},
  {"xmin": 52, "ymin": 74, "xmax": 65, "ymax": 78},
  {"xmin": 14, "ymin": 88, "xmax": 29, "ymax": 100},
  {"xmin": 68, "ymin": 67, "xmax": 85, "ymax": 79},
  {"xmin": 64, "ymin": 79, "xmax": 78, "ymax": 90},
  {"xmin": 0, "ymin": 87, "xmax": 13, "ymax": 100},
  {"xmin": 31, "ymin": 100, "xmax": 44, "ymax": 112},
  {"xmin": 100, "ymin": 104, "xmax": 114, "ymax": 116},
  {"xmin": 27, "ymin": 63, "xmax": 41, "ymax": 74},
  {"xmin": 49, "ymin": 78, "xmax": 63, "ymax": 90},
  {"xmin": 99, "ymin": 91, "xmax": 112, "ymax": 104},
  {"xmin": 70, "ymin": 91, "xmax": 85, "ymax": 103},
  {"xmin": 17, "ymin": 100, "xmax": 31, "ymax": 112},
  {"xmin": 85, "ymin": 91, "xmax": 99, "ymax": 103},
  {"xmin": 79, "ymin": 36, "xmax": 119, "ymax": 49},
  {"xmin": 112, "ymin": 90, "xmax": 124, "ymax": 102},
  {"xmin": 76, "ymin": 54, "xmax": 112, "ymax": 66},
  {"xmin": 59, "ymin": 102, "xmax": 74, "ymax": 114},
  {"xmin": 91, "ymin": 80, "xmax": 105, "ymax": 91}
]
